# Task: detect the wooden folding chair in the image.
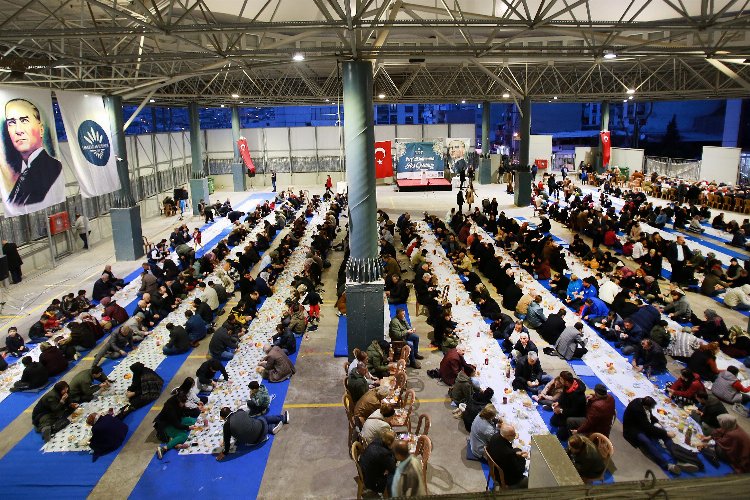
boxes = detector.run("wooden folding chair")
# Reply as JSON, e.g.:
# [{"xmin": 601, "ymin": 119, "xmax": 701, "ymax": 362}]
[
  {"xmin": 390, "ymin": 341, "xmax": 407, "ymax": 362},
  {"xmin": 351, "ymin": 441, "xmax": 371, "ymax": 499},
  {"xmin": 484, "ymin": 449, "xmax": 509, "ymax": 490},
  {"xmin": 343, "ymin": 393, "xmax": 358, "ymax": 450},
  {"xmin": 414, "ymin": 413, "xmax": 431, "ymax": 436},
  {"xmin": 585, "ymin": 433, "xmax": 615, "ymax": 484},
  {"xmin": 744, "ymin": 198, "xmax": 750, "ymax": 214},
  {"xmin": 414, "ymin": 435, "xmax": 432, "ymax": 494}
]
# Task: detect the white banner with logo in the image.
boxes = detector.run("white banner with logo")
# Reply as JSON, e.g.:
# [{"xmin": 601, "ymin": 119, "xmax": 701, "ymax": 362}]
[
  {"xmin": 0, "ymin": 86, "xmax": 65, "ymax": 216},
  {"xmin": 56, "ymin": 91, "xmax": 120, "ymax": 198}
]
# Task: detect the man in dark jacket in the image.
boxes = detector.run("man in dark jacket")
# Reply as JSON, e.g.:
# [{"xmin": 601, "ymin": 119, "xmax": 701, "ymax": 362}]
[
  {"xmin": 193, "ymin": 298, "xmax": 214, "ymax": 324},
  {"xmin": 623, "ymin": 396, "xmax": 698, "ymax": 475},
  {"xmin": 38, "ymin": 342, "xmax": 68, "ymax": 376},
  {"xmin": 347, "ymin": 362, "xmax": 370, "ymax": 403},
  {"xmin": 272, "ymin": 324, "xmax": 296, "ymax": 355},
  {"xmin": 512, "ymin": 352, "xmax": 551, "ymax": 394},
  {"xmin": 216, "ymin": 407, "xmax": 289, "ymax": 460},
  {"xmin": 2, "ymin": 239, "xmax": 23, "ymax": 283},
  {"xmin": 10, "ymin": 356, "xmax": 48, "ymax": 392},
  {"xmin": 196, "ymin": 358, "xmax": 229, "ymax": 392},
  {"xmin": 87, "ymin": 411, "xmax": 128, "ymax": 459},
  {"xmin": 632, "ymin": 339, "xmax": 667, "ymax": 374},
  {"xmin": 208, "ymin": 325, "xmax": 239, "ymax": 360},
  {"xmin": 551, "ymin": 371, "xmax": 587, "ymax": 440},
  {"xmin": 486, "ymin": 423, "xmax": 528, "ymax": 488},
  {"xmin": 385, "ymin": 275, "xmax": 409, "ymax": 304},
  {"xmin": 163, "ymin": 323, "xmax": 191, "ymax": 355},
  {"xmin": 566, "ymin": 384, "xmax": 616, "ymax": 437},
  {"xmin": 359, "ymin": 432, "xmax": 397, "ymax": 494},
  {"xmin": 184, "ymin": 310, "xmax": 208, "ymax": 346},
  {"xmin": 537, "ymin": 308, "xmax": 567, "ymax": 344},
  {"xmin": 617, "ymin": 318, "xmax": 645, "ymax": 355},
  {"xmin": 92, "ymin": 273, "xmax": 116, "ymax": 302}
]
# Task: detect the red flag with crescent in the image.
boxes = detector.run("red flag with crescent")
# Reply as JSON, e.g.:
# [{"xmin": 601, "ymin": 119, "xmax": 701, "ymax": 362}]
[
  {"xmin": 600, "ymin": 131, "xmax": 611, "ymax": 167},
  {"xmin": 374, "ymin": 140, "xmax": 393, "ymax": 178},
  {"xmin": 237, "ymin": 137, "xmax": 256, "ymax": 175}
]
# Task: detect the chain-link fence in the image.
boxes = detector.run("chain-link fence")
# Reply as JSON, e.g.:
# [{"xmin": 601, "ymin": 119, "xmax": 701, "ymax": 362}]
[{"xmin": 645, "ymin": 156, "xmax": 701, "ymax": 180}]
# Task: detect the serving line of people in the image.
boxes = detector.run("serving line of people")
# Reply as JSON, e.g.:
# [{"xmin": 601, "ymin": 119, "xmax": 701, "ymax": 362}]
[
  {"xmin": 180, "ymin": 197, "xmax": 341, "ymax": 459},
  {"xmin": 38, "ymin": 194, "xmax": 299, "ymax": 452}
]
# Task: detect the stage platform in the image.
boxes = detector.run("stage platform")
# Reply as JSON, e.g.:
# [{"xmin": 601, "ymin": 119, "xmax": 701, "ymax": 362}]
[{"xmin": 395, "ymin": 178, "xmax": 452, "ymax": 192}]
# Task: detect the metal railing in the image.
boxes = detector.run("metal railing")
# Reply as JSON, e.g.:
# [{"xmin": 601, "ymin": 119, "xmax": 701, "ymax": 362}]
[{"xmin": 645, "ymin": 156, "xmax": 701, "ymax": 180}]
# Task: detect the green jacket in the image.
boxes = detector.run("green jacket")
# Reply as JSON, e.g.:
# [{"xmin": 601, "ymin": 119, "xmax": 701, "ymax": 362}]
[
  {"xmin": 649, "ymin": 324, "xmax": 671, "ymax": 348},
  {"xmin": 248, "ymin": 385, "xmax": 271, "ymax": 411},
  {"xmin": 31, "ymin": 389, "xmax": 68, "ymax": 427},
  {"xmin": 366, "ymin": 341, "xmax": 389, "ymax": 377},
  {"xmin": 347, "ymin": 371, "xmax": 369, "ymax": 402},
  {"xmin": 388, "ymin": 317, "xmax": 410, "ymax": 341},
  {"xmin": 69, "ymin": 370, "xmax": 98, "ymax": 401}
]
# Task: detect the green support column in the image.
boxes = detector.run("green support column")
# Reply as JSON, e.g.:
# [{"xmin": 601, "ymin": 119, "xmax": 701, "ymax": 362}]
[
  {"xmin": 104, "ymin": 95, "xmax": 144, "ymax": 261},
  {"xmin": 515, "ymin": 97, "xmax": 532, "ymax": 207},
  {"xmin": 478, "ymin": 101, "xmax": 492, "ymax": 184},
  {"xmin": 342, "ymin": 60, "xmax": 384, "ymax": 361},
  {"xmin": 188, "ymin": 103, "xmax": 209, "ymax": 214}
]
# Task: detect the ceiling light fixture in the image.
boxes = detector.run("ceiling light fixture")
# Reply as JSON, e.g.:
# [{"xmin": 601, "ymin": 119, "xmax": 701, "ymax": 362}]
[
  {"xmin": 231, "ymin": 93, "xmax": 239, "ymax": 98},
  {"xmin": 461, "ymin": 100, "xmax": 466, "ymax": 104},
  {"xmin": 628, "ymin": 96, "xmax": 633, "ymax": 100},
  {"xmin": 502, "ymin": 92, "xmax": 510, "ymax": 98},
  {"xmin": 603, "ymin": 51, "xmax": 617, "ymax": 60},
  {"xmin": 149, "ymin": 98, "xmax": 155, "ymax": 103},
  {"xmin": 292, "ymin": 53, "xmax": 305, "ymax": 62},
  {"xmin": 220, "ymin": 104, "xmax": 225, "ymax": 108},
  {"xmin": 626, "ymin": 88, "xmax": 636, "ymax": 95},
  {"xmin": 553, "ymin": 96, "xmax": 558, "ymax": 100},
  {"xmin": 378, "ymin": 93, "xmax": 385, "ymax": 99}
]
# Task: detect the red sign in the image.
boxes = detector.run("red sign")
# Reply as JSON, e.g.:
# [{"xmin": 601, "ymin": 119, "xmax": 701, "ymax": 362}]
[
  {"xmin": 374, "ymin": 140, "xmax": 393, "ymax": 179},
  {"xmin": 600, "ymin": 131, "xmax": 611, "ymax": 167},
  {"xmin": 49, "ymin": 212, "xmax": 71, "ymax": 235},
  {"xmin": 534, "ymin": 159, "xmax": 548, "ymax": 170},
  {"xmin": 237, "ymin": 137, "xmax": 256, "ymax": 175}
]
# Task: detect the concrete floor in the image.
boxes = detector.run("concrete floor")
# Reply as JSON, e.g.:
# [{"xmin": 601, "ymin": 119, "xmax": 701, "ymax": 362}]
[{"xmin": 1, "ymin": 182, "xmax": 749, "ymax": 498}]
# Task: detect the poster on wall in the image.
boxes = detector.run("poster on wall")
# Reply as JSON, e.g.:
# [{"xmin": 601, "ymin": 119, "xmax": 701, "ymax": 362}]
[
  {"xmin": 395, "ymin": 140, "xmax": 445, "ymax": 180},
  {"xmin": 600, "ymin": 131, "xmax": 611, "ymax": 167},
  {"xmin": 56, "ymin": 91, "xmax": 121, "ymax": 198},
  {"xmin": 446, "ymin": 137, "xmax": 470, "ymax": 176},
  {"xmin": 374, "ymin": 140, "xmax": 393, "ymax": 178},
  {"xmin": 0, "ymin": 86, "xmax": 65, "ymax": 216}
]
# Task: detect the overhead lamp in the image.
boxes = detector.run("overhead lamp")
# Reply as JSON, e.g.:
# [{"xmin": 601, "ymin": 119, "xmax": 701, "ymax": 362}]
[
  {"xmin": 603, "ymin": 51, "xmax": 617, "ymax": 60},
  {"xmin": 623, "ymin": 99, "xmax": 627, "ymax": 103},
  {"xmin": 502, "ymin": 92, "xmax": 510, "ymax": 99},
  {"xmin": 461, "ymin": 100, "xmax": 466, "ymax": 104},
  {"xmin": 513, "ymin": 132, "xmax": 519, "ymax": 138},
  {"xmin": 628, "ymin": 96, "xmax": 633, "ymax": 100},
  {"xmin": 378, "ymin": 93, "xmax": 385, "ymax": 99},
  {"xmin": 149, "ymin": 98, "xmax": 155, "ymax": 103},
  {"xmin": 292, "ymin": 53, "xmax": 305, "ymax": 62},
  {"xmin": 231, "ymin": 93, "xmax": 239, "ymax": 98},
  {"xmin": 626, "ymin": 88, "xmax": 636, "ymax": 95},
  {"xmin": 220, "ymin": 104, "xmax": 225, "ymax": 108},
  {"xmin": 325, "ymin": 98, "xmax": 330, "ymax": 102},
  {"xmin": 553, "ymin": 96, "xmax": 558, "ymax": 100}
]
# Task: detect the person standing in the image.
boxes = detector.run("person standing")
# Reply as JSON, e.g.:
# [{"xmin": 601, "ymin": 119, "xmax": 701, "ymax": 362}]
[
  {"xmin": 74, "ymin": 212, "xmax": 90, "ymax": 249},
  {"xmin": 271, "ymin": 170, "xmax": 277, "ymax": 192},
  {"xmin": 2, "ymin": 239, "xmax": 23, "ymax": 283},
  {"xmin": 325, "ymin": 175, "xmax": 333, "ymax": 194},
  {"xmin": 456, "ymin": 189, "xmax": 464, "ymax": 214}
]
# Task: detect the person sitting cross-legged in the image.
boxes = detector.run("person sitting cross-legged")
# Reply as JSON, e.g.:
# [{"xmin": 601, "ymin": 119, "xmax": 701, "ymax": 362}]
[
  {"xmin": 247, "ymin": 380, "xmax": 272, "ymax": 416},
  {"xmin": 512, "ymin": 351, "xmax": 551, "ymax": 395}
]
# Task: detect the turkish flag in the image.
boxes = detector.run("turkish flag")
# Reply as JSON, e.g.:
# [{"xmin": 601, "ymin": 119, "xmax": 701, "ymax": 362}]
[
  {"xmin": 237, "ymin": 137, "xmax": 256, "ymax": 176},
  {"xmin": 374, "ymin": 140, "xmax": 393, "ymax": 179},
  {"xmin": 600, "ymin": 131, "xmax": 611, "ymax": 167}
]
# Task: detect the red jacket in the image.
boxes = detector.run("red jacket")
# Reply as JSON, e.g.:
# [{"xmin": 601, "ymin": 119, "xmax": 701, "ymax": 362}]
[
  {"xmin": 671, "ymin": 373, "xmax": 705, "ymax": 399},
  {"xmin": 575, "ymin": 394, "xmax": 616, "ymax": 437},
  {"xmin": 439, "ymin": 349, "xmax": 474, "ymax": 386}
]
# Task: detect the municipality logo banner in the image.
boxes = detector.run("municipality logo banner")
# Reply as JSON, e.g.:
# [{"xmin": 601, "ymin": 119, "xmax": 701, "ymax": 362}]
[
  {"xmin": 56, "ymin": 91, "xmax": 120, "ymax": 198},
  {"xmin": 78, "ymin": 120, "xmax": 111, "ymax": 166}
]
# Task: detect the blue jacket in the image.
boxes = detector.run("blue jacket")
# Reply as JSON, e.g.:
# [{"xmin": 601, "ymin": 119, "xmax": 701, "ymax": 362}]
[
  {"xmin": 185, "ymin": 314, "xmax": 208, "ymax": 341},
  {"xmin": 526, "ymin": 301, "xmax": 547, "ymax": 328},
  {"xmin": 566, "ymin": 279, "xmax": 583, "ymax": 300},
  {"xmin": 581, "ymin": 297, "xmax": 609, "ymax": 319},
  {"xmin": 581, "ymin": 284, "xmax": 598, "ymax": 300},
  {"xmin": 629, "ymin": 305, "xmax": 661, "ymax": 335}
]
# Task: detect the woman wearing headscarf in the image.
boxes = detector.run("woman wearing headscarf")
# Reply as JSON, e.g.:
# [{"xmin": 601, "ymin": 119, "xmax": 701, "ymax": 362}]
[
  {"xmin": 691, "ymin": 309, "xmax": 729, "ymax": 343},
  {"xmin": 699, "ymin": 414, "xmax": 750, "ymax": 473}
]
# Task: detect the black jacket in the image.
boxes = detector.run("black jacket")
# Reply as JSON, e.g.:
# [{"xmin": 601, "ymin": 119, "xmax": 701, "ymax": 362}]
[
  {"xmin": 537, "ymin": 312, "xmax": 566, "ymax": 344},
  {"xmin": 486, "ymin": 434, "xmax": 527, "ymax": 486},
  {"xmin": 166, "ymin": 326, "xmax": 191, "ymax": 352},
  {"xmin": 359, "ymin": 439, "xmax": 397, "ymax": 493},
  {"xmin": 623, "ymin": 398, "xmax": 669, "ymax": 448},
  {"xmin": 21, "ymin": 361, "xmax": 48, "ymax": 388},
  {"xmin": 196, "ymin": 359, "xmax": 229, "ymax": 386},
  {"xmin": 558, "ymin": 379, "xmax": 588, "ymax": 418}
]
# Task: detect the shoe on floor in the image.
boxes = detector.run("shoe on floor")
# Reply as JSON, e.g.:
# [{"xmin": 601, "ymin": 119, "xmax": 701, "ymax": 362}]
[
  {"xmin": 414, "ymin": 353, "xmax": 425, "ymax": 360},
  {"xmin": 157, "ymin": 446, "xmax": 164, "ymax": 460},
  {"xmin": 410, "ymin": 361, "xmax": 422, "ymax": 369},
  {"xmin": 677, "ymin": 462, "xmax": 700, "ymax": 473},
  {"xmin": 284, "ymin": 410, "xmax": 290, "ymax": 424},
  {"xmin": 272, "ymin": 422, "xmax": 284, "ymax": 434},
  {"xmin": 667, "ymin": 464, "xmax": 682, "ymax": 475}
]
